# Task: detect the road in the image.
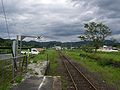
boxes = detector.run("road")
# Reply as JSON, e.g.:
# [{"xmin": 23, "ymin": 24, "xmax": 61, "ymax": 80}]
[{"xmin": 0, "ymin": 54, "xmax": 12, "ymax": 60}]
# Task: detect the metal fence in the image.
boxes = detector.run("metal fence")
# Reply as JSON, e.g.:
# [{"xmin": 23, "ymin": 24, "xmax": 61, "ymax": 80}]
[{"xmin": 0, "ymin": 55, "xmax": 28, "ymax": 85}]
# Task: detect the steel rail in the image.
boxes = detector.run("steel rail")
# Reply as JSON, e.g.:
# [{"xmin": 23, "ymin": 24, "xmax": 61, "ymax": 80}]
[
  {"xmin": 59, "ymin": 51, "xmax": 97, "ymax": 90},
  {"xmin": 62, "ymin": 54, "xmax": 78, "ymax": 90}
]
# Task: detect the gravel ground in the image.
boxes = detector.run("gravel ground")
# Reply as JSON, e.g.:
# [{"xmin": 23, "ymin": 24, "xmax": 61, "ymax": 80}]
[
  {"xmin": 27, "ymin": 61, "xmax": 49, "ymax": 77},
  {"xmin": 11, "ymin": 61, "xmax": 61, "ymax": 90},
  {"xmin": 57, "ymin": 57, "xmax": 74, "ymax": 90}
]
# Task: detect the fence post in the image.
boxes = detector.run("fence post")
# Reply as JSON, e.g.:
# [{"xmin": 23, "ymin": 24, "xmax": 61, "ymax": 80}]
[
  {"xmin": 12, "ymin": 57, "xmax": 15, "ymax": 81},
  {"xmin": 47, "ymin": 54, "xmax": 48, "ymax": 61},
  {"xmin": 1, "ymin": 61, "xmax": 4, "ymax": 80},
  {"xmin": 22, "ymin": 54, "xmax": 28, "ymax": 72},
  {"xmin": 25, "ymin": 55, "xmax": 28, "ymax": 72},
  {"xmin": 12, "ymin": 40, "xmax": 17, "ymax": 81}
]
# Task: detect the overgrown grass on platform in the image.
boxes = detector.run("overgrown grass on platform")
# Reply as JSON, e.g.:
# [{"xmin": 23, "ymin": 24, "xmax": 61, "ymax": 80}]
[
  {"xmin": 46, "ymin": 49, "xmax": 58, "ymax": 75},
  {"xmin": 31, "ymin": 49, "xmax": 58, "ymax": 75},
  {"xmin": 63, "ymin": 50, "xmax": 120, "ymax": 90}
]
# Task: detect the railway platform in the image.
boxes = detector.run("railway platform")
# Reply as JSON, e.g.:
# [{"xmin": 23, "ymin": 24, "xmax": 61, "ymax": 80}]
[
  {"xmin": 11, "ymin": 76, "xmax": 61, "ymax": 90},
  {"xmin": 11, "ymin": 60, "xmax": 61, "ymax": 90}
]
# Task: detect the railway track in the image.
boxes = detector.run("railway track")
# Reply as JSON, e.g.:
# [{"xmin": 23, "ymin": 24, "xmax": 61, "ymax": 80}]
[{"xmin": 59, "ymin": 51, "xmax": 97, "ymax": 90}]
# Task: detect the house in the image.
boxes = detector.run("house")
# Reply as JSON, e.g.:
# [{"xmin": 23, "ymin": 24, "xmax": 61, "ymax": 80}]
[
  {"xmin": 36, "ymin": 48, "xmax": 45, "ymax": 53},
  {"xmin": 98, "ymin": 45, "xmax": 118, "ymax": 52},
  {"xmin": 102, "ymin": 45, "xmax": 113, "ymax": 50},
  {"xmin": 54, "ymin": 46, "xmax": 62, "ymax": 50}
]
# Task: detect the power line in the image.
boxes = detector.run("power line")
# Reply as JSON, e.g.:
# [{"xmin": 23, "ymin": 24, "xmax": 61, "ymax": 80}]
[
  {"xmin": 1, "ymin": 0, "xmax": 10, "ymax": 39},
  {"xmin": 0, "ymin": 15, "xmax": 10, "ymax": 19}
]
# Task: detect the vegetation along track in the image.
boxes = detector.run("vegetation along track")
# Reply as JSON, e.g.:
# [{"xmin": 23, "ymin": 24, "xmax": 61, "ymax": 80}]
[{"xmin": 59, "ymin": 51, "xmax": 97, "ymax": 90}]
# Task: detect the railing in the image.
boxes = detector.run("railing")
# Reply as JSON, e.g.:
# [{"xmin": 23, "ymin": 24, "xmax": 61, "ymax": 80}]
[{"xmin": 0, "ymin": 55, "xmax": 28, "ymax": 86}]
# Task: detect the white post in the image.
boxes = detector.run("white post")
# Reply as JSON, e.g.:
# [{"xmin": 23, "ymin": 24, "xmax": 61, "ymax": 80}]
[
  {"xmin": 20, "ymin": 36, "xmax": 22, "ymax": 56},
  {"xmin": 12, "ymin": 40, "xmax": 17, "ymax": 79},
  {"xmin": 27, "ymin": 49, "xmax": 30, "ymax": 57},
  {"xmin": 12, "ymin": 41, "xmax": 17, "ymax": 57},
  {"xmin": 16, "ymin": 35, "xmax": 19, "ymax": 56}
]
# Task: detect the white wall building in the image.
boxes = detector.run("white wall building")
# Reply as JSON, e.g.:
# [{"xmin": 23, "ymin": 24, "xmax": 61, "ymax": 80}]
[
  {"xmin": 54, "ymin": 46, "xmax": 62, "ymax": 50},
  {"xmin": 98, "ymin": 45, "xmax": 118, "ymax": 52}
]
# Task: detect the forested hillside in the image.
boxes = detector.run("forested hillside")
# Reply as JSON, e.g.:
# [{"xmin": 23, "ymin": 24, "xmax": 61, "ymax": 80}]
[{"xmin": 0, "ymin": 37, "xmax": 119, "ymax": 48}]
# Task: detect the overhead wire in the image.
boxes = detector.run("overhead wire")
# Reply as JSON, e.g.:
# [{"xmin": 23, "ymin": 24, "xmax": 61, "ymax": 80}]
[{"xmin": 1, "ymin": 0, "xmax": 10, "ymax": 39}]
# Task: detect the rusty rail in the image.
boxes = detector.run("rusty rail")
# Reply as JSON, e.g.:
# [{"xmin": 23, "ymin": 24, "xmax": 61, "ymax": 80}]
[{"xmin": 59, "ymin": 51, "xmax": 97, "ymax": 90}]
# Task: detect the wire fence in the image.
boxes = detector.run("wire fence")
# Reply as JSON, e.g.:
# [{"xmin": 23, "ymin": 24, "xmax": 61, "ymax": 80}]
[
  {"xmin": 0, "ymin": 49, "xmax": 12, "ymax": 54},
  {"xmin": 0, "ymin": 55, "xmax": 28, "ymax": 86}
]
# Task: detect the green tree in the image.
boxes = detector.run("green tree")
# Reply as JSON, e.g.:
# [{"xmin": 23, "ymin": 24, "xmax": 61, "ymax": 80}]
[{"xmin": 79, "ymin": 22, "xmax": 111, "ymax": 52}]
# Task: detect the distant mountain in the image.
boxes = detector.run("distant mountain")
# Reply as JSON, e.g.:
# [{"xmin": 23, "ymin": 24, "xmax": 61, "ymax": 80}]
[
  {"xmin": 0, "ymin": 38, "xmax": 12, "ymax": 47},
  {"xmin": 0, "ymin": 37, "xmax": 119, "ymax": 48}
]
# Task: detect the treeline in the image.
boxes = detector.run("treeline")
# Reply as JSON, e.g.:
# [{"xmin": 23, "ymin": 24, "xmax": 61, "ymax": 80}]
[
  {"xmin": 22, "ymin": 41, "xmax": 86, "ymax": 48},
  {"xmin": 0, "ymin": 37, "xmax": 120, "ymax": 48},
  {"xmin": 0, "ymin": 38, "xmax": 12, "ymax": 46}
]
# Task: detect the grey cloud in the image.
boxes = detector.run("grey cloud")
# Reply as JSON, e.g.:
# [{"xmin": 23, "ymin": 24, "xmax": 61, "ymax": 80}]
[
  {"xmin": 97, "ymin": 0, "xmax": 120, "ymax": 11},
  {"xmin": 0, "ymin": 0, "xmax": 120, "ymax": 42}
]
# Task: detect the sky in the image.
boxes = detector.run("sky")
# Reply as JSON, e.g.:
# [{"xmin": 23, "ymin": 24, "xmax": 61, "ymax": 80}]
[{"xmin": 0, "ymin": 0, "xmax": 120, "ymax": 42}]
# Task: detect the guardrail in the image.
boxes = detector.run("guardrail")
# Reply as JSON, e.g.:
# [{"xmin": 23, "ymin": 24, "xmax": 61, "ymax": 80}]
[{"xmin": 0, "ymin": 55, "xmax": 28, "ymax": 85}]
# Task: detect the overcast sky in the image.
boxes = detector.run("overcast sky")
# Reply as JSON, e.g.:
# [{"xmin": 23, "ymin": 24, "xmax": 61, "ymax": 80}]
[{"xmin": 0, "ymin": 0, "xmax": 120, "ymax": 42}]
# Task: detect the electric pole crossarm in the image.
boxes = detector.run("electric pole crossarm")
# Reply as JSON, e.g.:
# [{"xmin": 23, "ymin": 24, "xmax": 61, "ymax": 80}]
[{"xmin": 16, "ymin": 35, "xmax": 43, "ymax": 56}]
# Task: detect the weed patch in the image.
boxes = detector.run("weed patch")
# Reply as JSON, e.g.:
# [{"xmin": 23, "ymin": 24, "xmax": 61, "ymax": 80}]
[{"xmin": 63, "ymin": 50, "xmax": 120, "ymax": 90}]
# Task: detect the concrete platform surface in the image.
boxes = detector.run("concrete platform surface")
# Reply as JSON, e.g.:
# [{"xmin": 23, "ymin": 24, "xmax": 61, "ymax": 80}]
[{"xmin": 11, "ymin": 76, "xmax": 61, "ymax": 90}]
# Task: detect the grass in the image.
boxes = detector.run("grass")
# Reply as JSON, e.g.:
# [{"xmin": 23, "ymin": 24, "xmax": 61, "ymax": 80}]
[
  {"xmin": 0, "ymin": 49, "xmax": 12, "ymax": 54},
  {"xmin": 15, "ymin": 75, "xmax": 24, "ymax": 83},
  {"xmin": 63, "ymin": 49, "xmax": 120, "ymax": 90},
  {"xmin": 45, "ymin": 49, "xmax": 58, "ymax": 75},
  {"xmin": 31, "ymin": 52, "xmax": 48, "ymax": 63},
  {"xmin": 0, "ymin": 49, "xmax": 58, "ymax": 90},
  {"xmin": 0, "ymin": 83, "xmax": 11, "ymax": 90},
  {"xmin": 96, "ymin": 51, "xmax": 120, "ymax": 62},
  {"xmin": 0, "ymin": 59, "xmax": 13, "ymax": 90},
  {"xmin": 31, "ymin": 49, "xmax": 68, "ymax": 90},
  {"xmin": 70, "ymin": 49, "xmax": 120, "ymax": 66},
  {"xmin": 0, "ymin": 74, "xmax": 23, "ymax": 90},
  {"xmin": 85, "ymin": 50, "xmax": 120, "ymax": 62},
  {"xmin": 31, "ymin": 49, "xmax": 58, "ymax": 75}
]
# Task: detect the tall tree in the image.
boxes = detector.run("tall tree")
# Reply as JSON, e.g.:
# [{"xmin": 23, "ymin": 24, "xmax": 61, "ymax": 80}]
[{"xmin": 79, "ymin": 22, "xmax": 111, "ymax": 52}]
